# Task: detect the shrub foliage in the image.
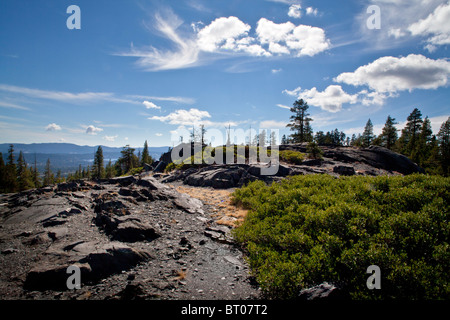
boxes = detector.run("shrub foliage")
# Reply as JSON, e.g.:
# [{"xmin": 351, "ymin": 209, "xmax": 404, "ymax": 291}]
[{"xmin": 231, "ymin": 174, "xmax": 450, "ymax": 299}]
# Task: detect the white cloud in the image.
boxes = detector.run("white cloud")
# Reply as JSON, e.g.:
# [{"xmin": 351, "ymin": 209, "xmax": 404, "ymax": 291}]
[
  {"xmin": 0, "ymin": 101, "xmax": 31, "ymax": 111},
  {"xmin": 256, "ymin": 18, "xmax": 330, "ymax": 56},
  {"xmin": 197, "ymin": 16, "xmax": 251, "ymax": 52},
  {"xmin": 335, "ymin": 54, "xmax": 450, "ymax": 93},
  {"xmin": 408, "ymin": 2, "xmax": 450, "ymax": 46},
  {"xmin": 155, "ymin": 133, "xmax": 163, "ymax": 137},
  {"xmin": 103, "ymin": 135, "xmax": 118, "ymax": 142},
  {"xmin": 271, "ymin": 68, "xmax": 283, "ymax": 73},
  {"xmin": 143, "ymin": 101, "xmax": 161, "ymax": 110},
  {"xmin": 86, "ymin": 125, "xmax": 103, "ymax": 135},
  {"xmin": 45, "ymin": 123, "xmax": 62, "ymax": 131},
  {"xmin": 149, "ymin": 108, "xmax": 211, "ymax": 126},
  {"xmin": 305, "ymin": 7, "xmax": 318, "ymax": 16},
  {"xmin": 276, "ymin": 104, "xmax": 291, "ymax": 109},
  {"xmin": 429, "ymin": 115, "xmax": 450, "ymax": 134},
  {"xmin": 284, "ymin": 85, "xmax": 358, "ymax": 113},
  {"xmin": 288, "ymin": 4, "xmax": 302, "ymax": 18},
  {"xmin": 0, "ymin": 84, "xmax": 115, "ymax": 103},
  {"xmin": 260, "ymin": 120, "xmax": 288, "ymax": 128},
  {"xmin": 117, "ymin": 10, "xmax": 200, "ymax": 71}
]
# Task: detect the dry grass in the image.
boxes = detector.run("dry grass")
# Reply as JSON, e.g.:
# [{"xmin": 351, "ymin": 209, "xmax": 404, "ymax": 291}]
[{"xmin": 176, "ymin": 186, "xmax": 248, "ymax": 227}]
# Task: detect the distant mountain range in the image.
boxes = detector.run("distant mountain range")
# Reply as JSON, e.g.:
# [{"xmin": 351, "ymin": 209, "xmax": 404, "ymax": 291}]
[{"xmin": 0, "ymin": 143, "xmax": 170, "ymax": 176}]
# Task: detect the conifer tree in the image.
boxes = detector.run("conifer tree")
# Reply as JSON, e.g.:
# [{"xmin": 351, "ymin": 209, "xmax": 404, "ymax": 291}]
[
  {"xmin": 287, "ymin": 99, "xmax": 313, "ymax": 143},
  {"xmin": 17, "ymin": 151, "xmax": 34, "ymax": 191},
  {"xmin": 398, "ymin": 108, "xmax": 423, "ymax": 155},
  {"xmin": 437, "ymin": 117, "xmax": 450, "ymax": 176},
  {"xmin": 92, "ymin": 146, "xmax": 105, "ymax": 179},
  {"xmin": 380, "ymin": 115, "xmax": 398, "ymax": 150},
  {"xmin": 5, "ymin": 144, "xmax": 18, "ymax": 192},
  {"xmin": 0, "ymin": 153, "xmax": 6, "ymax": 193},
  {"xmin": 43, "ymin": 158, "xmax": 54, "ymax": 186},
  {"xmin": 141, "ymin": 140, "xmax": 152, "ymax": 166},
  {"xmin": 362, "ymin": 119, "xmax": 374, "ymax": 147}
]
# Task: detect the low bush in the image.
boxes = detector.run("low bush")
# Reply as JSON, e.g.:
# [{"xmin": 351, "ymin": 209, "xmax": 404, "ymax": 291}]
[
  {"xmin": 231, "ymin": 174, "xmax": 450, "ymax": 299},
  {"xmin": 279, "ymin": 150, "xmax": 305, "ymax": 165}
]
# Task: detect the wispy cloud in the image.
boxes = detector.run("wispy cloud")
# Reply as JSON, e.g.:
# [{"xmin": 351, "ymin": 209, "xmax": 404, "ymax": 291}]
[
  {"xmin": 0, "ymin": 101, "xmax": 31, "ymax": 111},
  {"xmin": 115, "ymin": 9, "xmax": 200, "ymax": 71}
]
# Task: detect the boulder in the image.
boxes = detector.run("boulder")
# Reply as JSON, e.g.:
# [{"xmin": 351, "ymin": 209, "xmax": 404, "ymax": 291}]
[
  {"xmin": 333, "ymin": 165, "xmax": 356, "ymax": 176},
  {"xmin": 298, "ymin": 282, "xmax": 345, "ymax": 300},
  {"xmin": 112, "ymin": 217, "xmax": 160, "ymax": 243},
  {"xmin": 24, "ymin": 242, "xmax": 151, "ymax": 290}
]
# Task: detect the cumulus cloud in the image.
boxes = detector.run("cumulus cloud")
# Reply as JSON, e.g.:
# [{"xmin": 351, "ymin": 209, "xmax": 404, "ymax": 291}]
[
  {"xmin": 334, "ymin": 54, "xmax": 450, "ymax": 93},
  {"xmin": 86, "ymin": 125, "xmax": 103, "ymax": 135},
  {"xmin": 118, "ymin": 11, "xmax": 331, "ymax": 71},
  {"xmin": 46, "ymin": 123, "xmax": 62, "ymax": 131},
  {"xmin": 297, "ymin": 85, "xmax": 358, "ymax": 113},
  {"xmin": 408, "ymin": 2, "xmax": 450, "ymax": 47},
  {"xmin": 305, "ymin": 7, "xmax": 318, "ymax": 16},
  {"xmin": 256, "ymin": 18, "xmax": 330, "ymax": 56},
  {"xmin": 149, "ymin": 108, "xmax": 211, "ymax": 126},
  {"xmin": 143, "ymin": 101, "xmax": 161, "ymax": 110},
  {"xmin": 288, "ymin": 4, "xmax": 302, "ymax": 18}
]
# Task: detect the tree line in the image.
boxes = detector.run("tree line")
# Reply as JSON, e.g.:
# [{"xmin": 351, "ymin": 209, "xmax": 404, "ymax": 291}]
[
  {"xmin": 284, "ymin": 99, "xmax": 450, "ymax": 175},
  {"xmin": 0, "ymin": 140, "xmax": 154, "ymax": 193}
]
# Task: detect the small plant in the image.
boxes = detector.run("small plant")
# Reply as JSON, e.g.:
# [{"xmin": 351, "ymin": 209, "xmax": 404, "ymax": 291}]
[
  {"xmin": 306, "ymin": 141, "xmax": 323, "ymax": 160},
  {"xmin": 279, "ymin": 150, "xmax": 305, "ymax": 165}
]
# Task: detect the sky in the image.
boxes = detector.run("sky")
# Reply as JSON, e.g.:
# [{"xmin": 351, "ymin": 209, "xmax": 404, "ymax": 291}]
[{"xmin": 0, "ymin": 0, "xmax": 449, "ymax": 148}]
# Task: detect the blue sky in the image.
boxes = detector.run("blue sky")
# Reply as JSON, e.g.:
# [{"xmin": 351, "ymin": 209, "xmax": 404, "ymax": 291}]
[{"xmin": 0, "ymin": 0, "xmax": 449, "ymax": 147}]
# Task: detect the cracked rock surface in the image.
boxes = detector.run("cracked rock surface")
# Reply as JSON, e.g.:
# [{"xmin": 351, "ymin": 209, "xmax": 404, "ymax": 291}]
[{"xmin": 0, "ymin": 175, "xmax": 259, "ymax": 300}]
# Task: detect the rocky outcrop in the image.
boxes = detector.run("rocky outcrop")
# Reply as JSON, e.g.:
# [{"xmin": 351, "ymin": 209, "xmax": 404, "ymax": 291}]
[
  {"xmin": 0, "ymin": 174, "xmax": 259, "ymax": 300},
  {"xmin": 158, "ymin": 145, "xmax": 424, "ymax": 189}
]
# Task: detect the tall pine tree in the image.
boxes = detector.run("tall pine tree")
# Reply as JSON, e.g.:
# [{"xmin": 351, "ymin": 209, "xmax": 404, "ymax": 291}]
[
  {"xmin": 92, "ymin": 146, "xmax": 105, "ymax": 179},
  {"xmin": 380, "ymin": 115, "xmax": 398, "ymax": 150},
  {"xmin": 141, "ymin": 140, "xmax": 153, "ymax": 166},
  {"xmin": 287, "ymin": 99, "xmax": 313, "ymax": 143},
  {"xmin": 437, "ymin": 117, "xmax": 450, "ymax": 176},
  {"xmin": 398, "ymin": 108, "xmax": 423, "ymax": 156},
  {"xmin": 362, "ymin": 119, "xmax": 374, "ymax": 147}
]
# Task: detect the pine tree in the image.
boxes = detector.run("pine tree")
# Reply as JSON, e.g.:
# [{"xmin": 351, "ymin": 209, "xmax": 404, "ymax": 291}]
[
  {"xmin": 0, "ymin": 153, "xmax": 6, "ymax": 193},
  {"xmin": 16, "ymin": 151, "xmax": 33, "ymax": 191},
  {"xmin": 287, "ymin": 99, "xmax": 313, "ymax": 143},
  {"xmin": 32, "ymin": 153, "xmax": 40, "ymax": 188},
  {"xmin": 141, "ymin": 141, "xmax": 152, "ymax": 166},
  {"xmin": 43, "ymin": 158, "xmax": 54, "ymax": 186},
  {"xmin": 380, "ymin": 116, "xmax": 398, "ymax": 150},
  {"xmin": 398, "ymin": 108, "xmax": 423, "ymax": 156},
  {"xmin": 92, "ymin": 146, "xmax": 105, "ymax": 179},
  {"xmin": 281, "ymin": 134, "xmax": 287, "ymax": 145},
  {"xmin": 437, "ymin": 117, "xmax": 450, "ymax": 176},
  {"xmin": 105, "ymin": 159, "xmax": 114, "ymax": 178},
  {"xmin": 116, "ymin": 145, "xmax": 138, "ymax": 174},
  {"xmin": 5, "ymin": 144, "xmax": 18, "ymax": 192},
  {"xmin": 362, "ymin": 119, "xmax": 374, "ymax": 147},
  {"xmin": 413, "ymin": 116, "xmax": 433, "ymax": 165}
]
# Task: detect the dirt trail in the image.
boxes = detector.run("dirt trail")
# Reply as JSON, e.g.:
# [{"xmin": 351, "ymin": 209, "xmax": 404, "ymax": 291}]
[{"xmin": 174, "ymin": 185, "xmax": 248, "ymax": 227}]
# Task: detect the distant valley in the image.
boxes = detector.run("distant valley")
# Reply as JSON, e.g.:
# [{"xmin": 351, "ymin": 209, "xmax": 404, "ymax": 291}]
[{"xmin": 0, "ymin": 143, "xmax": 170, "ymax": 176}]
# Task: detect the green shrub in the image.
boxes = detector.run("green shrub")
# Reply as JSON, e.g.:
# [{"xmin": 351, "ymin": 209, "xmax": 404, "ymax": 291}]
[
  {"xmin": 279, "ymin": 150, "xmax": 305, "ymax": 165},
  {"xmin": 232, "ymin": 174, "xmax": 450, "ymax": 299}
]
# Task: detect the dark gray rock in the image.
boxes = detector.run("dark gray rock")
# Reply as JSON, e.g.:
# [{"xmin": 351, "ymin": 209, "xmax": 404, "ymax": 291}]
[
  {"xmin": 333, "ymin": 165, "xmax": 356, "ymax": 176},
  {"xmin": 112, "ymin": 217, "xmax": 160, "ymax": 243},
  {"xmin": 24, "ymin": 242, "xmax": 151, "ymax": 291}
]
